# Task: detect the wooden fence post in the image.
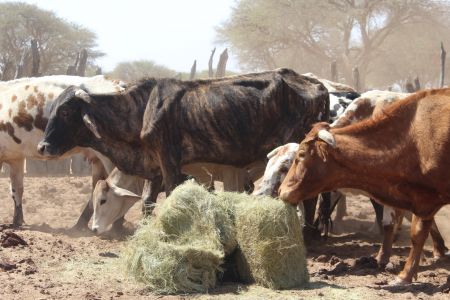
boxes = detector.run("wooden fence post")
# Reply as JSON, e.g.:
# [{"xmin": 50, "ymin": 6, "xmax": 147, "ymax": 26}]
[
  {"xmin": 440, "ymin": 42, "xmax": 446, "ymax": 88},
  {"xmin": 330, "ymin": 60, "xmax": 337, "ymax": 82},
  {"xmin": 352, "ymin": 66, "xmax": 360, "ymax": 92},
  {"xmin": 216, "ymin": 48, "xmax": 228, "ymax": 78},
  {"xmin": 190, "ymin": 60, "xmax": 197, "ymax": 80},
  {"xmin": 414, "ymin": 76, "xmax": 421, "ymax": 91},
  {"xmin": 77, "ymin": 49, "xmax": 88, "ymax": 76},
  {"xmin": 208, "ymin": 48, "xmax": 216, "ymax": 78}
]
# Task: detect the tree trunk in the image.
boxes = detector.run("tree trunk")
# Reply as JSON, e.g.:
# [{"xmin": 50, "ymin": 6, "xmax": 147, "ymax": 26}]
[
  {"xmin": 95, "ymin": 66, "xmax": 102, "ymax": 75},
  {"xmin": 208, "ymin": 48, "xmax": 216, "ymax": 78},
  {"xmin": 216, "ymin": 48, "xmax": 228, "ymax": 78},
  {"xmin": 189, "ymin": 60, "xmax": 196, "ymax": 80},
  {"xmin": 14, "ymin": 48, "xmax": 28, "ymax": 79},
  {"xmin": 30, "ymin": 39, "xmax": 40, "ymax": 77}
]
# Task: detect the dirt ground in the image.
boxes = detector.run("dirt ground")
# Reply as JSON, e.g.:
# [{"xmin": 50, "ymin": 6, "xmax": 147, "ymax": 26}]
[{"xmin": 0, "ymin": 175, "xmax": 449, "ymax": 300}]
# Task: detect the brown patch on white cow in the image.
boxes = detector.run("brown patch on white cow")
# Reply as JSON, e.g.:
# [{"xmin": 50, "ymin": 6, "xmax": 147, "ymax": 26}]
[
  {"xmin": 48, "ymin": 92, "xmax": 54, "ymax": 100},
  {"xmin": 26, "ymin": 94, "xmax": 38, "ymax": 109},
  {"xmin": 0, "ymin": 121, "xmax": 22, "ymax": 144},
  {"xmin": 24, "ymin": 85, "xmax": 29, "ymax": 90},
  {"xmin": 34, "ymin": 93, "xmax": 48, "ymax": 131},
  {"xmin": 13, "ymin": 101, "xmax": 34, "ymax": 131},
  {"xmin": 11, "ymin": 95, "xmax": 17, "ymax": 102},
  {"xmin": 33, "ymin": 86, "xmax": 39, "ymax": 93}
]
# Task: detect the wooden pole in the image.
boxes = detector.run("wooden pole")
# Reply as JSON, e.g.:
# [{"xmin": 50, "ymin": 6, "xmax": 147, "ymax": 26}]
[
  {"xmin": 440, "ymin": 42, "xmax": 446, "ymax": 88},
  {"xmin": 414, "ymin": 76, "xmax": 421, "ymax": 91},
  {"xmin": 77, "ymin": 49, "xmax": 88, "ymax": 76},
  {"xmin": 189, "ymin": 60, "xmax": 197, "ymax": 80},
  {"xmin": 330, "ymin": 60, "xmax": 337, "ymax": 82},
  {"xmin": 208, "ymin": 48, "xmax": 216, "ymax": 78},
  {"xmin": 215, "ymin": 48, "xmax": 228, "ymax": 78},
  {"xmin": 352, "ymin": 66, "xmax": 360, "ymax": 92}
]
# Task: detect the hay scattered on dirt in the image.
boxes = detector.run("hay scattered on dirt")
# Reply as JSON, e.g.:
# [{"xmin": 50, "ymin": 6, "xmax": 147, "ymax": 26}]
[{"xmin": 122, "ymin": 181, "xmax": 308, "ymax": 294}]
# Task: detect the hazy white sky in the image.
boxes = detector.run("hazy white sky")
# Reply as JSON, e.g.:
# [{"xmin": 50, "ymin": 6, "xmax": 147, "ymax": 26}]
[{"xmin": 13, "ymin": 0, "xmax": 238, "ymax": 72}]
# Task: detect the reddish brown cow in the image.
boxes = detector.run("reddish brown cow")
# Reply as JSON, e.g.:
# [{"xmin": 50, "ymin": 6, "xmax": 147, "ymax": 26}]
[{"xmin": 279, "ymin": 88, "xmax": 450, "ymax": 284}]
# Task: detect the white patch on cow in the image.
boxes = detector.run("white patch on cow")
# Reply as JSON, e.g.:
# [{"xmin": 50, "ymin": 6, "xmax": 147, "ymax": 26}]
[{"xmin": 253, "ymin": 143, "xmax": 299, "ymax": 196}]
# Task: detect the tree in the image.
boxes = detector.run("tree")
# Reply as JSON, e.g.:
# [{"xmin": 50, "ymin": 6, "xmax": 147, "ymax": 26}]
[
  {"xmin": 0, "ymin": 2, "xmax": 103, "ymax": 80},
  {"xmin": 108, "ymin": 60, "xmax": 176, "ymax": 82},
  {"xmin": 217, "ymin": 0, "xmax": 450, "ymax": 89}
]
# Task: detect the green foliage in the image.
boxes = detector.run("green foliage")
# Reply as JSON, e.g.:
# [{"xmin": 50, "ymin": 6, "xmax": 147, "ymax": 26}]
[{"xmin": 0, "ymin": 2, "xmax": 103, "ymax": 79}]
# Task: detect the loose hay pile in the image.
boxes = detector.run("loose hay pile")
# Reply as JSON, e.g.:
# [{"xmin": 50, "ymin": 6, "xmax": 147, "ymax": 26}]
[{"xmin": 122, "ymin": 181, "xmax": 308, "ymax": 294}]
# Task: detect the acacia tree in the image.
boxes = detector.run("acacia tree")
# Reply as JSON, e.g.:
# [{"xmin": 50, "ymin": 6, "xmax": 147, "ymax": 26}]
[
  {"xmin": 0, "ymin": 2, "xmax": 103, "ymax": 80},
  {"xmin": 108, "ymin": 60, "xmax": 176, "ymax": 82},
  {"xmin": 217, "ymin": 0, "xmax": 450, "ymax": 89}
]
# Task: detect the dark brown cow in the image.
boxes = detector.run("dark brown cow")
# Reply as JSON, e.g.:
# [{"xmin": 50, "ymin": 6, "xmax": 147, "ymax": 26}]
[
  {"xmin": 38, "ymin": 69, "xmax": 329, "ymax": 199},
  {"xmin": 279, "ymin": 88, "xmax": 450, "ymax": 284}
]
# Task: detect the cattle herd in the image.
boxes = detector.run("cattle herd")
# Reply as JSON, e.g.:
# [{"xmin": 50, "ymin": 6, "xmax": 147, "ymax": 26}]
[{"xmin": 1, "ymin": 68, "xmax": 449, "ymax": 288}]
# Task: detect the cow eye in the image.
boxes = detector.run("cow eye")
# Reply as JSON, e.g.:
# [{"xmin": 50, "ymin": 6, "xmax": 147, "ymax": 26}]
[
  {"xmin": 100, "ymin": 199, "xmax": 107, "ymax": 205},
  {"xmin": 298, "ymin": 151, "xmax": 306, "ymax": 159},
  {"xmin": 60, "ymin": 109, "xmax": 69, "ymax": 119}
]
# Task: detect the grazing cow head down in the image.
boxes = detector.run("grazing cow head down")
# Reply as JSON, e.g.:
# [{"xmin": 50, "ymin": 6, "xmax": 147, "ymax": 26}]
[
  {"xmin": 37, "ymin": 86, "xmax": 101, "ymax": 157},
  {"xmin": 252, "ymin": 143, "xmax": 299, "ymax": 197},
  {"xmin": 91, "ymin": 179, "xmax": 141, "ymax": 234},
  {"xmin": 279, "ymin": 122, "xmax": 338, "ymax": 205}
]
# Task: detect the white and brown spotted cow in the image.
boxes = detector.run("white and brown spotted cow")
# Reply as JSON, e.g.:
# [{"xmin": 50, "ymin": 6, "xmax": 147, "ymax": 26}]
[{"xmin": 0, "ymin": 75, "xmax": 125, "ymax": 226}]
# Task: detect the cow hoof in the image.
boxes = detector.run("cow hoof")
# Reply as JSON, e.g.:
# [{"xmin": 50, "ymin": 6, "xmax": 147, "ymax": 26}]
[{"xmin": 389, "ymin": 277, "xmax": 411, "ymax": 286}]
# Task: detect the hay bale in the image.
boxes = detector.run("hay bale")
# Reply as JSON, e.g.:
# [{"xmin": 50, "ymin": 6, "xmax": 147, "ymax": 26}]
[
  {"xmin": 122, "ymin": 181, "xmax": 235, "ymax": 294},
  {"xmin": 234, "ymin": 197, "xmax": 309, "ymax": 289},
  {"xmin": 122, "ymin": 181, "xmax": 308, "ymax": 294}
]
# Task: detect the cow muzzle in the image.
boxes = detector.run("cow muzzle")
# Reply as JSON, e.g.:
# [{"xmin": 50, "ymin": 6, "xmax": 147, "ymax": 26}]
[{"xmin": 37, "ymin": 141, "xmax": 56, "ymax": 156}]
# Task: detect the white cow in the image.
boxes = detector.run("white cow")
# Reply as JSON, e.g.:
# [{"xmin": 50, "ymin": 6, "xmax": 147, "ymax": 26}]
[{"xmin": 0, "ymin": 75, "xmax": 125, "ymax": 226}]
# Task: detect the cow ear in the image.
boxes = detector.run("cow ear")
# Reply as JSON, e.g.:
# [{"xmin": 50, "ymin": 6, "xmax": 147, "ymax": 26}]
[
  {"xmin": 82, "ymin": 112, "xmax": 102, "ymax": 139},
  {"xmin": 106, "ymin": 179, "xmax": 141, "ymax": 199},
  {"xmin": 318, "ymin": 129, "xmax": 336, "ymax": 148}
]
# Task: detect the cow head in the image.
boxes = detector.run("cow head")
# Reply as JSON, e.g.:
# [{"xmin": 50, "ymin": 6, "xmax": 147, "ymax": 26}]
[
  {"xmin": 91, "ymin": 179, "xmax": 141, "ymax": 234},
  {"xmin": 37, "ymin": 86, "xmax": 102, "ymax": 157},
  {"xmin": 252, "ymin": 143, "xmax": 299, "ymax": 197},
  {"xmin": 278, "ymin": 122, "xmax": 338, "ymax": 205}
]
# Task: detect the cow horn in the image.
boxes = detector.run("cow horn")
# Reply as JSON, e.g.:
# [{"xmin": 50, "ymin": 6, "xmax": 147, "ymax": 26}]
[
  {"xmin": 82, "ymin": 113, "xmax": 102, "ymax": 139},
  {"xmin": 105, "ymin": 178, "xmax": 141, "ymax": 199},
  {"xmin": 318, "ymin": 130, "xmax": 336, "ymax": 148},
  {"xmin": 75, "ymin": 89, "xmax": 92, "ymax": 103}
]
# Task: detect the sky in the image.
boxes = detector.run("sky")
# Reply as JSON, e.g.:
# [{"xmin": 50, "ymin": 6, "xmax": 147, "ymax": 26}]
[{"xmin": 12, "ymin": 0, "xmax": 238, "ymax": 73}]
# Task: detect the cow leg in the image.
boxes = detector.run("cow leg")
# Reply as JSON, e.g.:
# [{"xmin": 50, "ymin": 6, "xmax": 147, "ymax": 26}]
[
  {"xmin": 303, "ymin": 196, "xmax": 320, "ymax": 239},
  {"xmin": 9, "ymin": 159, "xmax": 25, "ymax": 226},
  {"xmin": 315, "ymin": 192, "xmax": 332, "ymax": 237},
  {"xmin": 334, "ymin": 193, "xmax": 347, "ymax": 222},
  {"xmin": 158, "ymin": 152, "xmax": 183, "ymax": 195},
  {"xmin": 73, "ymin": 158, "xmax": 107, "ymax": 230},
  {"xmin": 370, "ymin": 198, "xmax": 384, "ymax": 234},
  {"xmin": 141, "ymin": 176, "xmax": 163, "ymax": 216},
  {"xmin": 429, "ymin": 218, "xmax": 449, "ymax": 258},
  {"xmin": 375, "ymin": 207, "xmax": 402, "ymax": 267},
  {"xmin": 395, "ymin": 215, "xmax": 432, "ymax": 284}
]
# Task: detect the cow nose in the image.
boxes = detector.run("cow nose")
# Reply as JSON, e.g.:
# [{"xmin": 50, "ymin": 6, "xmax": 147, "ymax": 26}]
[
  {"xmin": 92, "ymin": 228, "xmax": 98, "ymax": 234},
  {"xmin": 37, "ymin": 141, "xmax": 48, "ymax": 155}
]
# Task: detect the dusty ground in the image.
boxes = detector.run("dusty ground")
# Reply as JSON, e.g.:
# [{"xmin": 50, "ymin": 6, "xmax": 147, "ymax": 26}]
[{"xmin": 0, "ymin": 175, "xmax": 449, "ymax": 300}]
